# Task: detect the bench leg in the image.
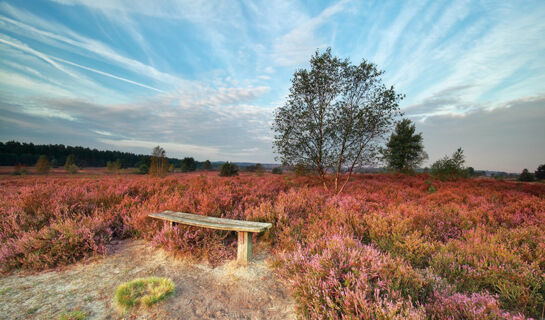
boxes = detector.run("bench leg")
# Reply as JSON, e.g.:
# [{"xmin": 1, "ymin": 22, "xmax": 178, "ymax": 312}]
[
  {"xmin": 169, "ymin": 221, "xmax": 178, "ymax": 228},
  {"xmin": 237, "ymin": 231, "xmax": 253, "ymax": 265}
]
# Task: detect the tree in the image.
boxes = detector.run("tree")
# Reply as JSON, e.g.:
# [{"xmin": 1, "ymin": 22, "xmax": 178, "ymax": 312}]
[
  {"xmin": 180, "ymin": 157, "xmax": 197, "ymax": 172},
  {"xmin": 518, "ymin": 169, "xmax": 535, "ymax": 182},
  {"xmin": 149, "ymin": 146, "xmax": 168, "ymax": 177},
  {"xmin": 382, "ymin": 119, "xmax": 427, "ymax": 171},
  {"xmin": 35, "ymin": 155, "xmax": 51, "ymax": 174},
  {"xmin": 273, "ymin": 48, "xmax": 403, "ymax": 194},
  {"xmin": 535, "ymin": 164, "xmax": 545, "ymax": 180},
  {"xmin": 64, "ymin": 154, "xmax": 76, "ymax": 172},
  {"xmin": 430, "ymin": 148, "xmax": 468, "ymax": 180},
  {"xmin": 219, "ymin": 162, "xmax": 239, "ymax": 177},
  {"xmin": 202, "ymin": 160, "xmax": 212, "ymax": 171}
]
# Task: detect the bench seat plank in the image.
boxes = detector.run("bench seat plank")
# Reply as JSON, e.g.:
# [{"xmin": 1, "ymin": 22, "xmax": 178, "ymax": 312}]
[{"xmin": 148, "ymin": 210, "xmax": 272, "ymax": 233}]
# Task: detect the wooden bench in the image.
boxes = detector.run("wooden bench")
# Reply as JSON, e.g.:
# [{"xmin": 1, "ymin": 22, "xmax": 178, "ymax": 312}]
[{"xmin": 148, "ymin": 210, "xmax": 272, "ymax": 265}]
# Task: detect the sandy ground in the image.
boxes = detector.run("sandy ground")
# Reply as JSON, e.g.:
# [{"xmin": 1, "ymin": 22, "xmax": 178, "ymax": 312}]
[{"xmin": 0, "ymin": 240, "xmax": 296, "ymax": 320}]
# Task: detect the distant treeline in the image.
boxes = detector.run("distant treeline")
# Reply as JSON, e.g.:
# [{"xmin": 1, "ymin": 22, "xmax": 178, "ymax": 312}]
[{"xmin": 0, "ymin": 141, "xmax": 187, "ymax": 168}]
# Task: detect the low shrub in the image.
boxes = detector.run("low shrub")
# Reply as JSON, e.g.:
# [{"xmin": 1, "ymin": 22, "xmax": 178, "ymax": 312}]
[
  {"xmin": 219, "ymin": 162, "xmax": 239, "ymax": 177},
  {"xmin": 114, "ymin": 277, "xmax": 175, "ymax": 311},
  {"xmin": 277, "ymin": 234, "xmax": 430, "ymax": 319}
]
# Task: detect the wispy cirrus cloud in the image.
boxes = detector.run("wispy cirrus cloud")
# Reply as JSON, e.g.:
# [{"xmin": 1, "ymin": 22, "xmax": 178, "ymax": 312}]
[{"xmin": 1, "ymin": 0, "xmax": 544, "ymax": 171}]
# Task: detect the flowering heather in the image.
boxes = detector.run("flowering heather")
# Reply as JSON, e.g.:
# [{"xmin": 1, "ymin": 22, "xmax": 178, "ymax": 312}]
[{"xmin": 1, "ymin": 173, "xmax": 544, "ymax": 318}]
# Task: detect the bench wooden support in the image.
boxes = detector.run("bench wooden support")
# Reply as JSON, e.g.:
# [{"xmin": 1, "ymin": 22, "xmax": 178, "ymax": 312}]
[
  {"xmin": 237, "ymin": 231, "xmax": 252, "ymax": 265},
  {"xmin": 149, "ymin": 210, "xmax": 271, "ymax": 265}
]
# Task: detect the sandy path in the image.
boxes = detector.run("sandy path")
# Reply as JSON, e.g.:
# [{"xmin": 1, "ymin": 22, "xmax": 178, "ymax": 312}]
[{"xmin": 0, "ymin": 240, "xmax": 296, "ymax": 320}]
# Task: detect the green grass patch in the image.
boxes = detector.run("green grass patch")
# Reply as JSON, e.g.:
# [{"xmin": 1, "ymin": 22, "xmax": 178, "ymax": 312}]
[
  {"xmin": 57, "ymin": 309, "xmax": 87, "ymax": 320},
  {"xmin": 114, "ymin": 277, "xmax": 175, "ymax": 311}
]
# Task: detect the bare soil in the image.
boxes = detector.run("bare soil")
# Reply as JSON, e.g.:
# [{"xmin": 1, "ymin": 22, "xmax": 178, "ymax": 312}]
[{"xmin": 0, "ymin": 240, "xmax": 296, "ymax": 320}]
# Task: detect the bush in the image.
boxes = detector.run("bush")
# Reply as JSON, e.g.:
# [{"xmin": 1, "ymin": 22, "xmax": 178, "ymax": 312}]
[
  {"xmin": 114, "ymin": 277, "xmax": 175, "ymax": 311},
  {"xmin": 106, "ymin": 159, "xmax": 121, "ymax": 174},
  {"xmin": 219, "ymin": 162, "xmax": 238, "ymax": 177},
  {"xmin": 137, "ymin": 163, "xmax": 149, "ymax": 174},
  {"xmin": 430, "ymin": 148, "xmax": 468, "ymax": 180},
  {"xmin": 272, "ymin": 167, "xmax": 283, "ymax": 174},
  {"xmin": 11, "ymin": 163, "xmax": 27, "ymax": 175},
  {"xmin": 35, "ymin": 155, "xmax": 51, "ymax": 174},
  {"xmin": 67, "ymin": 164, "xmax": 79, "ymax": 174},
  {"xmin": 518, "ymin": 169, "xmax": 535, "ymax": 182}
]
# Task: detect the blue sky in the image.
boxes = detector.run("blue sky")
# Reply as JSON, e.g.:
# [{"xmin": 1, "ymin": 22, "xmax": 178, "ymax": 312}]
[{"xmin": 0, "ymin": 0, "xmax": 544, "ymax": 172}]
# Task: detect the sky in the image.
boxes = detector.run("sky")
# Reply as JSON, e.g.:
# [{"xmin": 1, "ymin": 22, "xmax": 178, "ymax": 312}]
[{"xmin": 0, "ymin": 0, "xmax": 544, "ymax": 172}]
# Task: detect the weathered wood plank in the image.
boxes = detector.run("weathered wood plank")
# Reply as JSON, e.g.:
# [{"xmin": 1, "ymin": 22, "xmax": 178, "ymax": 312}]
[
  {"xmin": 149, "ymin": 211, "xmax": 272, "ymax": 233},
  {"xmin": 237, "ymin": 231, "xmax": 252, "ymax": 265}
]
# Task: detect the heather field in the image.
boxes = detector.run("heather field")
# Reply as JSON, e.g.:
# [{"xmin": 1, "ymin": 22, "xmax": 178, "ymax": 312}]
[{"xmin": 1, "ymin": 173, "xmax": 544, "ymax": 319}]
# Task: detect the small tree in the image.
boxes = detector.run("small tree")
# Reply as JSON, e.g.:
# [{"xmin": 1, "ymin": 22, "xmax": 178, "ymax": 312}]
[
  {"xmin": 35, "ymin": 155, "xmax": 51, "ymax": 174},
  {"xmin": 64, "ymin": 154, "xmax": 76, "ymax": 172},
  {"xmin": 273, "ymin": 48, "xmax": 403, "ymax": 194},
  {"xmin": 382, "ymin": 119, "xmax": 427, "ymax": 172},
  {"xmin": 219, "ymin": 162, "xmax": 238, "ymax": 177},
  {"xmin": 535, "ymin": 164, "xmax": 545, "ymax": 180},
  {"xmin": 202, "ymin": 160, "xmax": 212, "ymax": 171},
  {"xmin": 430, "ymin": 148, "xmax": 468, "ymax": 180},
  {"xmin": 518, "ymin": 169, "xmax": 535, "ymax": 182},
  {"xmin": 149, "ymin": 146, "xmax": 168, "ymax": 177}
]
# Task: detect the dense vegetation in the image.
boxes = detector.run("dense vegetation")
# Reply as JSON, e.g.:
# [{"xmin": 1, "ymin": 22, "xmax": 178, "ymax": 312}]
[
  {"xmin": 1, "ymin": 173, "xmax": 543, "ymax": 319},
  {"xmin": 0, "ymin": 141, "xmax": 187, "ymax": 168}
]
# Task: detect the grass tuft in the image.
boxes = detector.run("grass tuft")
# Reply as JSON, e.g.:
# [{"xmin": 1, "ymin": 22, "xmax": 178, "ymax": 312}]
[
  {"xmin": 114, "ymin": 277, "xmax": 175, "ymax": 311},
  {"xmin": 57, "ymin": 309, "xmax": 87, "ymax": 320}
]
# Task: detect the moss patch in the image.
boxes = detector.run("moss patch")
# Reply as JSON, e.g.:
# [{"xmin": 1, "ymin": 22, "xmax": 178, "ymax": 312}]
[{"xmin": 114, "ymin": 277, "xmax": 175, "ymax": 311}]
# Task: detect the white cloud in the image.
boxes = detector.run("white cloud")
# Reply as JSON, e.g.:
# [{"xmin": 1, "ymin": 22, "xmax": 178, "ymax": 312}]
[{"xmin": 272, "ymin": 0, "xmax": 350, "ymax": 66}]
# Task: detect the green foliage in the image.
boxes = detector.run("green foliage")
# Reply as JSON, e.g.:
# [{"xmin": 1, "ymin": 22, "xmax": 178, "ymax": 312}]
[
  {"xmin": 67, "ymin": 164, "xmax": 79, "ymax": 174},
  {"xmin": 180, "ymin": 157, "xmax": 197, "ymax": 172},
  {"xmin": 114, "ymin": 277, "xmax": 175, "ymax": 311},
  {"xmin": 64, "ymin": 154, "xmax": 76, "ymax": 172},
  {"xmin": 518, "ymin": 169, "xmax": 535, "ymax": 182},
  {"xmin": 57, "ymin": 309, "xmax": 87, "ymax": 320},
  {"xmin": 137, "ymin": 163, "xmax": 149, "ymax": 174},
  {"xmin": 425, "ymin": 178, "xmax": 436, "ymax": 193},
  {"xmin": 219, "ymin": 162, "xmax": 239, "ymax": 177},
  {"xmin": 12, "ymin": 163, "xmax": 27, "ymax": 175},
  {"xmin": 272, "ymin": 167, "xmax": 283, "ymax": 174},
  {"xmin": 35, "ymin": 155, "xmax": 51, "ymax": 174},
  {"xmin": 430, "ymin": 148, "xmax": 468, "ymax": 180},
  {"xmin": 535, "ymin": 164, "xmax": 545, "ymax": 180},
  {"xmin": 272, "ymin": 48, "xmax": 403, "ymax": 193},
  {"xmin": 383, "ymin": 119, "xmax": 428, "ymax": 171},
  {"xmin": 202, "ymin": 160, "xmax": 212, "ymax": 171},
  {"xmin": 106, "ymin": 159, "xmax": 121, "ymax": 173}
]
